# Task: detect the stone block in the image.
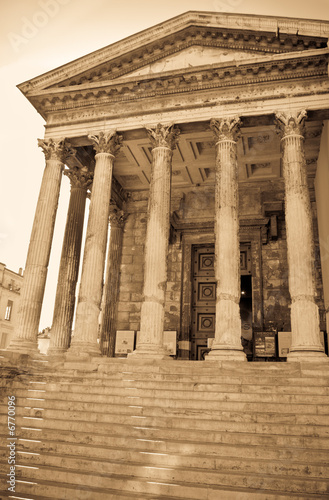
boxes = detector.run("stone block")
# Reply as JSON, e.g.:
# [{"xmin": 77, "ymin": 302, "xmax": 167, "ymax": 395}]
[
  {"xmin": 120, "ymin": 282, "xmax": 143, "ymax": 293},
  {"xmin": 133, "ymin": 255, "xmax": 144, "ymax": 265},
  {"xmin": 116, "ymin": 312, "xmax": 130, "ymax": 323},
  {"xmin": 121, "ymin": 255, "xmax": 133, "ymax": 264},
  {"xmin": 135, "ymin": 236, "xmax": 146, "ymax": 245},
  {"xmin": 118, "ymin": 292, "xmax": 131, "ymax": 302},
  {"xmin": 117, "ymin": 302, "xmax": 141, "ymax": 313},
  {"xmin": 129, "ymin": 322, "xmax": 140, "ymax": 331},
  {"xmin": 134, "ymin": 273, "xmax": 144, "ymax": 282},
  {"xmin": 119, "ymin": 274, "xmax": 132, "ymax": 284},
  {"xmin": 131, "ymin": 292, "xmax": 143, "ymax": 302},
  {"xmin": 122, "ymin": 235, "xmax": 135, "ymax": 245}
]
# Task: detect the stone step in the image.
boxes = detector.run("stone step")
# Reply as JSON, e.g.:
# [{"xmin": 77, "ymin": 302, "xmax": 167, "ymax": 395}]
[
  {"xmin": 2, "ymin": 414, "xmax": 329, "ymax": 449},
  {"xmin": 0, "ymin": 474, "xmax": 324, "ymax": 500},
  {"xmin": 2, "ymin": 444, "xmax": 328, "ymax": 479},
  {"xmin": 0, "ymin": 475, "xmax": 187, "ymax": 500},
  {"xmin": 7, "ymin": 378, "xmax": 329, "ymax": 398},
  {"xmin": 7, "ymin": 397, "xmax": 329, "ymax": 425},
  {"xmin": 15, "ymin": 357, "xmax": 329, "ymax": 379},
  {"xmin": 7, "ymin": 367, "xmax": 329, "ymax": 385},
  {"xmin": 2, "ymin": 426, "xmax": 329, "ymax": 463},
  {"xmin": 3, "ymin": 460, "xmax": 329, "ymax": 496},
  {"xmin": 8, "ymin": 387, "xmax": 329, "ymax": 414},
  {"xmin": 4, "ymin": 406, "xmax": 329, "ymax": 438}
]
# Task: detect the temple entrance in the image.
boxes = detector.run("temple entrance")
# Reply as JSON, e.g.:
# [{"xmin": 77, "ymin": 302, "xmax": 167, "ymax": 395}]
[{"xmin": 191, "ymin": 244, "xmax": 252, "ymax": 360}]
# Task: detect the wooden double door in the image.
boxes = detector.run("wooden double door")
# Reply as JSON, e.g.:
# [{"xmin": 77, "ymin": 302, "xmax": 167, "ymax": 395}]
[{"xmin": 191, "ymin": 244, "xmax": 252, "ymax": 360}]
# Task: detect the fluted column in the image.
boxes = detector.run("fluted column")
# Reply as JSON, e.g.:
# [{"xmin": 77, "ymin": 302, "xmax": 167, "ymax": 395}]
[
  {"xmin": 99, "ymin": 206, "xmax": 127, "ymax": 357},
  {"xmin": 68, "ymin": 131, "xmax": 122, "ymax": 357},
  {"xmin": 207, "ymin": 118, "xmax": 246, "ymax": 361},
  {"xmin": 48, "ymin": 166, "xmax": 93, "ymax": 355},
  {"xmin": 275, "ymin": 111, "xmax": 327, "ymax": 362},
  {"xmin": 129, "ymin": 124, "xmax": 180, "ymax": 359},
  {"xmin": 8, "ymin": 139, "xmax": 71, "ymax": 354}
]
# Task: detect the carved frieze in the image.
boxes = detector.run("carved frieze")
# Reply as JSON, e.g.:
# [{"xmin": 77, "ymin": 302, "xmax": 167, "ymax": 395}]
[{"xmin": 37, "ymin": 52, "xmax": 328, "ymax": 118}]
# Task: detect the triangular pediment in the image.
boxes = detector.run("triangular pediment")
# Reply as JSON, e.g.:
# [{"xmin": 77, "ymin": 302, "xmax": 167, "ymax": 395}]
[
  {"xmin": 121, "ymin": 45, "xmax": 268, "ymax": 78},
  {"xmin": 19, "ymin": 11, "xmax": 328, "ymax": 93},
  {"xmin": 17, "ymin": 11, "xmax": 329, "ymax": 119}
]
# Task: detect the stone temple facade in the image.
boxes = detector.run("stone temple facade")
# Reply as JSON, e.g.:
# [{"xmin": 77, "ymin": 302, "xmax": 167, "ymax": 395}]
[{"xmin": 7, "ymin": 10, "xmax": 329, "ymax": 363}]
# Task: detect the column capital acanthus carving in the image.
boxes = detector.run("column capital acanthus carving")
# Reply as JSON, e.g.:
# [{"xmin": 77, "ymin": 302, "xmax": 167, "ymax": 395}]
[
  {"xmin": 145, "ymin": 123, "xmax": 180, "ymax": 150},
  {"xmin": 210, "ymin": 117, "xmax": 241, "ymax": 143},
  {"xmin": 38, "ymin": 138, "xmax": 75, "ymax": 163},
  {"xmin": 64, "ymin": 165, "xmax": 93, "ymax": 191},
  {"xmin": 88, "ymin": 130, "xmax": 123, "ymax": 155},
  {"xmin": 109, "ymin": 204, "xmax": 127, "ymax": 228},
  {"xmin": 275, "ymin": 110, "xmax": 307, "ymax": 139}
]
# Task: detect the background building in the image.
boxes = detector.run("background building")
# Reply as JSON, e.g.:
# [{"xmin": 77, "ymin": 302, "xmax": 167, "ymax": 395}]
[{"xmin": 0, "ymin": 262, "xmax": 23, "ymax": 348}]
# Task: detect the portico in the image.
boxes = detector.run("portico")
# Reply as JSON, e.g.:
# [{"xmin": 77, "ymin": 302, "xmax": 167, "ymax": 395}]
[{"xmin": 7, "ymin": 11, "xmax": 329, "ymax": 362}]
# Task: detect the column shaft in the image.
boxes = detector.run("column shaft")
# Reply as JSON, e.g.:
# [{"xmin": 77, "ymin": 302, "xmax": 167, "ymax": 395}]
[
  {"xmin": 207, "ymin": 118, "xmax": 246, "ymax": 361},
  {"xmin": 129, "ymin": 124, "xmax": 179, "ymax": 359},
  {"xmin": 68, "ymin": 132, "xmax": 122, "ymax": 357},
  {"xmin": 8, "ymin": 139, "xmax": 68, "ymax": 353},
  {"xmin": 276, "ymin": 111, "xmax": 327, "ymax": 361},
  {"xmin": 100, "ymin": 209, "xmax": 125, "ymax": 357},
  {"xmin": 48, "ymin": 167, "xmax": 91, "ymax": 355}
]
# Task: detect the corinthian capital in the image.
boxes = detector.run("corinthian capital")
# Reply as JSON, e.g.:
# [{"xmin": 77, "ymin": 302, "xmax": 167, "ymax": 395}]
[
  {"xmin": 146, "ymin": 123, "xmax": 180, "ymax": 150},
  {"xmin": 210, "ymin": 117, "xmax": 241, "ymax": 142},
  {"xmin": 109, "ymin": 204, "xmax": 127, "ymax": 228},
  {"xmin": 88, "ymin": 131, "xmax": 123, "ymax": 155},
  {"xmin": 275, "ymin": 110, "xmax": 307, "ymax": 138},
  {"xmin": 38, "ymin": 138, "xmax": 74, "ymax": 162},
  {"xmin": 64, "ymin": 165, "xmax": 93, "ymax": 190}
]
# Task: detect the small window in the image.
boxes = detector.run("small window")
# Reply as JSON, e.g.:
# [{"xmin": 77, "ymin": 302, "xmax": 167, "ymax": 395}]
[{"xmin": 5, "ymin": 300, "xmax": 13, "ymax": 321}]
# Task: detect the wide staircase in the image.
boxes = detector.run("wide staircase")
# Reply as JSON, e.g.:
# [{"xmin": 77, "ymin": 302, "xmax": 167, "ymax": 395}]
[{"xmin": 1, "ymin": 355, "xmax": 329, "ymax": 499}]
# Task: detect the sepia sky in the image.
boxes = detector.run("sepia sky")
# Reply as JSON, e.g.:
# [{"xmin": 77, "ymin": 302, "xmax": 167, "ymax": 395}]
[{"xmin": 1, "ymin": 0, "xmax": 329, "ymax": 329}]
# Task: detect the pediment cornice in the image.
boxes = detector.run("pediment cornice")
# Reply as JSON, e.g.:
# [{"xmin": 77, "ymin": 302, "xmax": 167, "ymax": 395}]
[
  {"xmin": 18, "ymin": 11, "xmax": 329, "ymax": 95},
  {"xmin": 28, "ymin": 49, "xmax": 329, "ymax": 118}
]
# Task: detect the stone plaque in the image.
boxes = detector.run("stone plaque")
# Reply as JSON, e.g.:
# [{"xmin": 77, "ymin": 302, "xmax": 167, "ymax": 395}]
[{"xmin": 115, "ymin": 330, "xmax": 135, "ymax": 355}]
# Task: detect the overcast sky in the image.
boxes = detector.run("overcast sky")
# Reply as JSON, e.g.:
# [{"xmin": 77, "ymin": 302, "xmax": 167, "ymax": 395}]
[{"xmin": 1, "ymin": 0, "xmax": 329, "ymax": 329}]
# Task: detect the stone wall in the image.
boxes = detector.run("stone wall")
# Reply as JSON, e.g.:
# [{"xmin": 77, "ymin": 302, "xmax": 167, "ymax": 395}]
[
  {"xmin": 115, "ymin": 182, "xmax": 326, "ymax": 341},
  {"xmin": 116, "ymin": 193, "xmax": 147, "ymax": 332}
]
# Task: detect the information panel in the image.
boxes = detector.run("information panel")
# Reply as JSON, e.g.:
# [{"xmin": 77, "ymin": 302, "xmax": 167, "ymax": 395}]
[
  {"xmin": 115, "ymin": 330, "xmax": 135, "ymax": 355},
  {"xmin": 253, "ymin": 331, "xmax": 276, "ymax": 357}
]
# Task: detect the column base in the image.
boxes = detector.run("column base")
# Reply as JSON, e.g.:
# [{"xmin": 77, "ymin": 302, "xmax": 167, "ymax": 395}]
[
  {"xmin": 47, "ymin": 346, "xmax": 68, "ymax": 356},
  {"xmin": 206, "ymin": 345, "xmax": 247, "ymax": 362},
  {"xmin": 6, "ymin": 338, "xmax": 39, "ymax": 355},
  {"xmin": 67, "ymin": 341, "xmax": 101, "ymax": 357},
  {"xmin": 287, "ymin": 348, "xmax": 329, "ymax": 363},
  {"xmin": 128, "ymin": 344, "xmax": 172, "ymax": 360}
]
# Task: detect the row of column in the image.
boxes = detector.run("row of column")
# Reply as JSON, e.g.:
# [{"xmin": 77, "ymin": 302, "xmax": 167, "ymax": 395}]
[{"xmin": 8, "ymin": 112, "xmax": 327, "ymax": 362}]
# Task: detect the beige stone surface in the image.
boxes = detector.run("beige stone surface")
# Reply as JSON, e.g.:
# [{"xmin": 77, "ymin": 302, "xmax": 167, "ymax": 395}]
[
  {"xmin": 48, "ymin": 166, "xmax": 92, "ymax": 355},
  {"xmin": 207, "ymin": 118, "xmax": 246, "ymax": 361},
  {"xmin": 130, "ymin": 124, "xmax": 179, "ymax": 359},
  {"xmin": 8, "ymin": 139, "xmax": 70, "ymax": 354},
  {"xmin": 69, "ymin": 132, "xmax": 122, "ymax": 356},
  {"xmin": 276, "ymin": 111, "xmax": 328, "ymax": 362}
]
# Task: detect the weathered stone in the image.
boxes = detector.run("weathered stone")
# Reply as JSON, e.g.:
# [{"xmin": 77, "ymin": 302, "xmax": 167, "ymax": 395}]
[
  {"xmin": 130, "ymin": 124, "xmax": 179, "ymax": 359},
  {"xmin": 276, "ymin": 111, "xmax": 328, "ymax": 362},
  {"xmin": 207, "ymin": 118, "xmax": 246, "ymax": 361},
  {"xmin": 8, "ymin": 139, "xmax": 72, "ymax": 354},
  {"xmin": 68, "ymin": 131, "xmax": 122, "ymax": 357},
  {"xmin": 48, "ymin": 165, "xmax": 92, "ymax": 355}
]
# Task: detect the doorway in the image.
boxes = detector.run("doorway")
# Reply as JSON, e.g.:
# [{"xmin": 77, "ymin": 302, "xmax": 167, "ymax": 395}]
[{"xmin": 191, "ymin": 244, "xmax": 252, "ymax": 360}]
